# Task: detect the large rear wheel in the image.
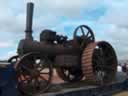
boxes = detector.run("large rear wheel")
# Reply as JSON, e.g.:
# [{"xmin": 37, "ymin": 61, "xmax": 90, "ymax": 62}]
[{"xmin": 82, "ymin": 41, "xmax": 117, "ymax": 85}]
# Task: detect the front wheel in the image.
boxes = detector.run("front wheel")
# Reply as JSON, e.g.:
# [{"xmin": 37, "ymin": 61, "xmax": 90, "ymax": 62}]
[{"xmin": 15, "ymin": 52, "xmax": 53, "ymax": 95}]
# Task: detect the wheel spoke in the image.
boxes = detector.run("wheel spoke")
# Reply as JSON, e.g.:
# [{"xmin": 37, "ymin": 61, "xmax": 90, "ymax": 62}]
[
  {"xmin": 86, "ymin": 31, "xmax": 90, "ymax": 37},
  {"xmin": 22, "ymin": 65, "xmax": 33, "ymax": 73},
  {"xmin": 80, "ymin": 26, "xmax": 85, "ymax": 35},
  {"xmin": 87, "ymin": 36, "xmax": 93, "ymax": 41},
  {"xmin": 38, "ymin": 66, "xmax": 46, "ymax": 71},
  {"xmin": 39, "ymin": 75, "xmax": 48, "ymax": 81},
  {"xmin": 40, "ymin": 72, "xmax": 49, "ymax": 74}
]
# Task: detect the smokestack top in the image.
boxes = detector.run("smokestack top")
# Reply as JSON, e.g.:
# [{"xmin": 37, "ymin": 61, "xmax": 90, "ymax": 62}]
[{"xmin": 25, "ymin": 2, "xmax": 34, "ymax": 40}]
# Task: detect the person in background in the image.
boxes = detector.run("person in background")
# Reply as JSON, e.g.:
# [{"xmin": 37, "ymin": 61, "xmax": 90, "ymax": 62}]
[{"xmin": 122, "ymin": 63, "xmax": 128, "ymax": 75}]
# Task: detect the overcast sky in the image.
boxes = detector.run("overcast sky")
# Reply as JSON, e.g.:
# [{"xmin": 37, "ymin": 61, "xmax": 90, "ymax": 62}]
[{"xmin": 0, "ymin": 0, "xmax": 128, "ymax": 60}]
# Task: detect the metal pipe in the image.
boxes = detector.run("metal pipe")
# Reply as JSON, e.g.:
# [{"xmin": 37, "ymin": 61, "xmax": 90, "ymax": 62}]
[{"xmin": 25, "ymin": 2, "xmax": 34, "ymax": 40}]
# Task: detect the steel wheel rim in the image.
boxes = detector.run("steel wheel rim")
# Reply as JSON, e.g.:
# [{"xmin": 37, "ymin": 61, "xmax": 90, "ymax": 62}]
[
  {"xmin": 16, "ymin": 52, "xmax": 53, "ymax": 95},
  {"xmin": 73, "ymin": 25, "xmax": 95, "ymax": 49},
  {"xmin": 92, "ymin": 41, "xmax": 117, "ymax": 83},
  {"xmin": 82, "ymin": 41, "xmax": 117, "ymax": 85}
]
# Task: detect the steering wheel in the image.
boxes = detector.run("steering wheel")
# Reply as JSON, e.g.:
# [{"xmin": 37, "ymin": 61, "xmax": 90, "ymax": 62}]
[{"xmin": 73, "ymin": 25, "xmax": 95, "ymax": 49}]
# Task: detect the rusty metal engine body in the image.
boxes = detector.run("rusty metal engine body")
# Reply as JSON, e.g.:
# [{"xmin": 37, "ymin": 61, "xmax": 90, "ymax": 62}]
[{"xmin": 8, "ymin": 2, "xmax": 118, "ymax": 95}]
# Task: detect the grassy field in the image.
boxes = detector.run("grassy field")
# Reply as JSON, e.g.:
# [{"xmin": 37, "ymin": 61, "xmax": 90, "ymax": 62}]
[{"xmin": 113, "ymin": 91, "xmax": 128, "ymax": 96}]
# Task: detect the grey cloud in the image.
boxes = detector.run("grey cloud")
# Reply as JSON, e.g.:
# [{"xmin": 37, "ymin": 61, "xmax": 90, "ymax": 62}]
[
  {"xmin": 97, "ymin": 0, "xmax": 128, "ymax": 60},
  {"xmin": 31, "ymin": 0, "xmax": 101, "ymax": 17},
  {"xmin": 0, "ymin": 0, "xmax": 101, "ymax": 34}
]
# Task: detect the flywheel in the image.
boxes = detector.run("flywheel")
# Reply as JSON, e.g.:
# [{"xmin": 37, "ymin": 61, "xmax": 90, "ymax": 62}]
[{"xmin": 82, "ymin": 41, "xmax": 117, "ymax": 84}]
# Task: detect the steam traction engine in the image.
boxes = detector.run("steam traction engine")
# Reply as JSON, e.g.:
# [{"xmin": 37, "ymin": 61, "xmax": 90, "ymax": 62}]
[{"xmin": 8, "ymin": 2, "xmax": 118, "ymax": 95}]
